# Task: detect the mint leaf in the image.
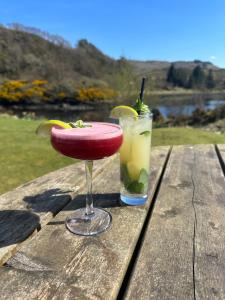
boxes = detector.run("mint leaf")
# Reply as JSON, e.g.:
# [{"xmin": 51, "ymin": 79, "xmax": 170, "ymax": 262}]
[
  {"xmin": 120, "ymin": 164, "xmax": 131, "ymax": 188},
  {"xmin": 121, "ymin": 165, "xmax": 149, "ymax": 194},
  {"xmin": 140, "ymin": 130, "xmax": 151, "ymax": 136},
  {"xmin": 127, "ymin": 181, "xmax": 144, "ymax": 193},
  {"xmin": 69, "ymin": 120, "xmax": 92, "ymax": 128},
  {"xmin": 138, "ymin": 168, "xmax": 149, "ymax": 192},
  {"xmin": 133, "ymin": 97, "xmax": 150, "ymax": 115},
  {"xmin": 121, "ymin": 164, "xmax": 144, "ymax": 193}
]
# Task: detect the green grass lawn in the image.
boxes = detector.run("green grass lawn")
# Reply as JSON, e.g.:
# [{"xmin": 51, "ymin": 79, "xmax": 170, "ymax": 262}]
[
  {"xmin": 0, "ymin": 116, "xmax": 72, "ymax": 195},
  {"xmin": 1, "ymin": 115, "xmax": 225, "ymax": 195},
  {"xmin": 152, "ymin": 127, "xmax": 225, "ymax": 146}
]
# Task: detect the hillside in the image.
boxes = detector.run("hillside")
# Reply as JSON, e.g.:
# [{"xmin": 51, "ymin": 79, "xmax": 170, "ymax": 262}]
[
  {"xmin": 0, "ymin": 25, "xmax": 225, "ymax": 96},
  {"xmin": 130, "ymin": 60, "xmax": 219, "ymax": 71},
  {"xmin": 130, "ymin": 59, "xmax": 224, "ymax": 90},
  {"xmin": 0, "ymin": 26, "xmax": 125, "ymax": 88}
]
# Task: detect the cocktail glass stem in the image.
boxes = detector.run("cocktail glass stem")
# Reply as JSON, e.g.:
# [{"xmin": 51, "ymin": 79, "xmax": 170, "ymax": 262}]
[
  {"xmin": 85, "ymin": 160, "xmax": 94, "ymax": 216},
  {"xmin": 65, "ymin": 159, "xmax": 112, "ymax": 236}
]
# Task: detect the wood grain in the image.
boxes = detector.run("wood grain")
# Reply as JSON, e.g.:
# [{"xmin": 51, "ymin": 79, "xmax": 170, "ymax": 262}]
[
  {"xmin": 0, "ymin": 156, "xmax": 115, "ymax": 266},
  {"xmin": 0, "ymin": 147, "xmax": 170, "ymax": 300},
  {"xmin": 125, "ymin": 145, "xmax": 225, "ymax": 300}
]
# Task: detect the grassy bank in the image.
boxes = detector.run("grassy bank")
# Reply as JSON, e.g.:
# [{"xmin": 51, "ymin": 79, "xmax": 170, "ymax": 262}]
[
  {"xmin": 1, "ymin": 115, "xmax": 225, "ymax": 195},
  {"xmin": 146, "ymin": 88, "xmax": 225, "ymax": 96}
]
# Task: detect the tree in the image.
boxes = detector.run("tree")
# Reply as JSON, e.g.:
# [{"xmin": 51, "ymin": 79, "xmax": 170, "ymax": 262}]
[
  {"xmin": 194, "ymin": 59, "xmax": 202, "ymax": 64},
  {"xmin": 8, "ymin": 23, "xmax": 72, "ymax": 48},
  {"xmin": 206, "ymin": 69, "xmax": 216, "ymax": 89},
  {"xmin": 167, "ymin": 64, "xmax": 175, "ymax": 84},
  {"xmin": 167, "ymin": 64, "xmax": 189, "ymax": 88},
  {"xmin": 188, "ymin": 65, "xmax": 206, "ymax": 89},
  {"xmin": 173, "ymin": 68, "xmax": 190, "ymax": 88}
]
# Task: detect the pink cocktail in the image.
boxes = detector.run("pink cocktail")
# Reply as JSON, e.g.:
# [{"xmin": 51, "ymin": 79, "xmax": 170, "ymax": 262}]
[
  {"xmin": 51, "ymin": 122, "xmax": 123, "ymax": 236},
  {"xmin": 51, "ymin": 122, "xmax": 123, "ymax": 160}
]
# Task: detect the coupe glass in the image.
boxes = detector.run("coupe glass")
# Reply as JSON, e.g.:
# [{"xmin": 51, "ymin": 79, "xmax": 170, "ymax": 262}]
[{"xmin": 51, "ymin": 122, "xmax": 123, "ymax": 236}]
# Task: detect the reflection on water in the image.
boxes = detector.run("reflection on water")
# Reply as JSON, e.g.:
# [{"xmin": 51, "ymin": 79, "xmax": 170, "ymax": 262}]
[
  {"xmin": 32, "ymin": 108, "xmax": 111, "ymax": 122},
  {"xmin": 3, "ymin": 105, "xmax": 112, "ymax": 122},
  {"xmin": 157, "ymin": 99, "xmax": 225, "ymax": 117}
]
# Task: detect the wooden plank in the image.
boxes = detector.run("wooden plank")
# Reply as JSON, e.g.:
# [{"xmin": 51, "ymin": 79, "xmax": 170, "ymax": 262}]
[
  {"xmin": 0, "ymin": 156, "xmax": 115, "ymax": 266},
  {"xmin": 125, "ymin": 145, "xmax": 225, "ymax": 300},
  {"xmin": 216, "ymin": 144, "xmax": 225, "ymax": 173},
  {"xmin": 0, "ymin": 146, "xmax": 170, "ymax": 300}
]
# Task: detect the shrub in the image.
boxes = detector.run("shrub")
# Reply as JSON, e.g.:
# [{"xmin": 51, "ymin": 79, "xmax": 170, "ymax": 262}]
[
  {"xmin": 0, "ymin": 80, "xmax": 46, "ymax": 102},
  {"xmin": 0, "ymin": 80, "xmax": 118, "ymax": 104},
  {"xmin": 76, "ymin": 87, "xmax": 118, "ymax": 102},
  {"xmin": 32, "ymin": 80, "xmax": 48, "ymax": 86},
  {"xmin": 57, "ymin": 92, "xmax": 66, "ymax": 99}
]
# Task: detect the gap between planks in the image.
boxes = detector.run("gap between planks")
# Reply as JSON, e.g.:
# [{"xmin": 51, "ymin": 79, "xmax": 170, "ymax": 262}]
[
  {"xmin": 117, "ymin": 146, "xmax": 172, "ymax": 299},
  {"xmin": 124, "ymin": 145, "xmax": 225, "ymax": 300}
]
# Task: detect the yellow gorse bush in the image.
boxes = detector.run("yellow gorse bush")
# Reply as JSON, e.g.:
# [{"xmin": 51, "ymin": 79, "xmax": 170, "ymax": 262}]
[
  {"xmin": 57, "ymin": 92, "xmax": 66, "ymax": 99},
  {"xmin": 0, "ymin": 80, "xmax": 48, "ymax": 102},
  {"xmin": 3, "ymin": 80, "xmax": 26, "ymax": 89},
  {"xmin": 76, "ymin": 87, "xmax": 118, "ymax": 101},
  {"xmin": 32, "ymin": 80, "xmax": 48, "ymax": 86},
  {"xmin": 0, "ymin": 80, "xmax": 26, "ymax": 102},
  {"xmin": 0, "ymin": 91, "xmax": 23, "ymax": 102},
  {"xmin": 0, "ymin": 80, "xmax": 118, "ymax": 103}
]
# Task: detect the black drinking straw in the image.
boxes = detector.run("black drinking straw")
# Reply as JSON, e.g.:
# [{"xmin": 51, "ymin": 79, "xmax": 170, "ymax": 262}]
[{"xmin": 139, "ymin": 77, "xmax": 146, "ymax": 102}]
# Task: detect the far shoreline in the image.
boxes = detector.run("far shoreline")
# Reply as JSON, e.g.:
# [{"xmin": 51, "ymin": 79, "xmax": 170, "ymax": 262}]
[{"xmin": 1, "ymin": 89, "xmax": 225, "ymax": 116}]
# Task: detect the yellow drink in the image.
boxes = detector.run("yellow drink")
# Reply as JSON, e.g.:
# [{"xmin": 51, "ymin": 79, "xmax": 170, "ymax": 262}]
[{"xmin": 120, "ymin": 114, "xmax": 152, "ymax": 205}]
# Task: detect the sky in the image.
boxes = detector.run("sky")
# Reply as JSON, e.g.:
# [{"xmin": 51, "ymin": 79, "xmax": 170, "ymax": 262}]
[{"xmin": 1, "ymin": 0, "xmax": 225, "ymax": 67}]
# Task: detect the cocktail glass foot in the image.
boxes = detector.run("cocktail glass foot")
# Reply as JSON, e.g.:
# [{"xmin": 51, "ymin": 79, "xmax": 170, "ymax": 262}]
[{"xmin": 66, "ymin": 207, "xmax": 111, "ymax": 236}]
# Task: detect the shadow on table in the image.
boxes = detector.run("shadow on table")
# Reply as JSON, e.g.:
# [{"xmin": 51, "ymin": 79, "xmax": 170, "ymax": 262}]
[
  {"xmin": 0, "ymin": 192, "xmax": 123, "ymax": 247},
  {"xmin": 0, "ymin": 210, "xmax": 40, "ymax": 248},
  {"xmin": 23, "ymin": 189, "xmax": 125, "ymax": 214},
  {"xmin": 64, "ymin": 192, "xmax": 124, "ymax": 210},
  {"xmin": 47, "ymin": 193, "xmax": 125, "ymax": 226},
  {"xmin": 23, "ymin": 188, "xmax": 73, "ymax": 214}
]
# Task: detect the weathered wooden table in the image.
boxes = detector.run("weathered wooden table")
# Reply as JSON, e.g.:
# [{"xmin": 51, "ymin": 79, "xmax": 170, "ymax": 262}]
[{"xmin": 1, "ymin": 145, "xmax": 225, "ymax": 299}]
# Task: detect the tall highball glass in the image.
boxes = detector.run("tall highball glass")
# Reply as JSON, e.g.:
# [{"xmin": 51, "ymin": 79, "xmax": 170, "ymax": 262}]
[{"xmin": 119, "ymin": 113, "xmax": 152, "ymax": 205}]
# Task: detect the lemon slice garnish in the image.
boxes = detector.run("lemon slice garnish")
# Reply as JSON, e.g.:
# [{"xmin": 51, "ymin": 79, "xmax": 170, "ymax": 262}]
[
  {"xmin": 110, "ymin": 105, "xmax": 138, "ymax": 119},
  {"xmin": 36, "ymin": 120, "xmax": 72, "ymax": 137}
]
